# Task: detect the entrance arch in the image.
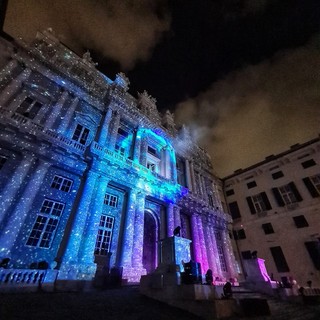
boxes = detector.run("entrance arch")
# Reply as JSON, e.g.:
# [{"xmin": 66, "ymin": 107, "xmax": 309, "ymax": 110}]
[{"xmin": 142, "ymin": 210, "xmax": 158, "ymax": 273}]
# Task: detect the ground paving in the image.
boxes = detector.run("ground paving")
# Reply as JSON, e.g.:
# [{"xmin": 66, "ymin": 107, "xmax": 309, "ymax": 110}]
[{"xmin": 0, "ymin": 285, "xmax": 202, "ymax": 320}]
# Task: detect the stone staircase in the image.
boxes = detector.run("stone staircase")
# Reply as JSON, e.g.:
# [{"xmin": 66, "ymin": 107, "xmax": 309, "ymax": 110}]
[{"xmin": 230, "ymin": 285, "xmax": 320, "ymax": 320}]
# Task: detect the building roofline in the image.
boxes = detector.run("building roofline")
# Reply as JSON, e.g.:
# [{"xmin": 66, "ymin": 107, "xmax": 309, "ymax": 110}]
[{"xmin": 222, "ymin": 134, "xmax": 320, "ymax": 181}]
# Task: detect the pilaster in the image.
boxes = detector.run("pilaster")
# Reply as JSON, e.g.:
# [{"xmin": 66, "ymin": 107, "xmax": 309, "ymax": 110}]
[
  {"xmin": 197, "ymin": 214, "xmax": 209, "ymax": 274},
  {"xmin": 191, "ymin": 214, "xmax": 202, "ymax": 265},
  {"xmin": 166, "ymin": 203, "xmax": 175, "ymax": 237},
  {"xmin": 97, "ymin": 107, "xmax": 113, "ymax": 147},
  {"xmin": 57, "ymin": 97, "xmax": 79, "ymax": 134},
  {"xmin": 107, "ymin": 110, "xmax": 120, "ymax": 150}
]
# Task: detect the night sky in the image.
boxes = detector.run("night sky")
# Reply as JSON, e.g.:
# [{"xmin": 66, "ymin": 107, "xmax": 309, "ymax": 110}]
[{"xmin": 3, "ymin": 0, "xmax": 320, "ymax": 176}]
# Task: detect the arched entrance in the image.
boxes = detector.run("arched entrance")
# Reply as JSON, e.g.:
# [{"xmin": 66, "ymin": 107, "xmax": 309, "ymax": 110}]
[{"xmin": 142, "ymin": 210, "xmax": 158, "ymax": 273}]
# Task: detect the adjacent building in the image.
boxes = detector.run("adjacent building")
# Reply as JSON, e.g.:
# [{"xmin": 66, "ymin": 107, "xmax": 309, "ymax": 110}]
[
  {"xmin": 223, "ymin": 137, "xmax": 320, "ymax": 287},
  {"xmin": 0, "ymin": 29, "xmax": 237, "ymax": 286}
]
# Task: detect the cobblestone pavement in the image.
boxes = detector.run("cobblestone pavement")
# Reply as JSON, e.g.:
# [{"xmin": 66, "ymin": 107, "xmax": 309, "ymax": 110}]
[{"xmin": 0, "ymin": 286, "xmax": 203, "ymax": 320}]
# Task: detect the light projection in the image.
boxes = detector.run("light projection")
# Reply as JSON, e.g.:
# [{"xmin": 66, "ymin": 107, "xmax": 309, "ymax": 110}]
[{"xmin": 0, "ymin": 29, "xmax": 238, "ymax": 286}]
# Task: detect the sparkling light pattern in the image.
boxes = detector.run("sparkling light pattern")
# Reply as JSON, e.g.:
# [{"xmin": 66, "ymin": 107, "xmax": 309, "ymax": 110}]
[{"xmin": 0, "ymin": 29, "xmax": 238, "ymax": 285}]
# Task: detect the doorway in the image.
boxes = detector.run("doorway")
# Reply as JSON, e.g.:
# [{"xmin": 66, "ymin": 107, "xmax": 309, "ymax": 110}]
[{"xmin": 142, "ymin": 210, "xmax": 157, "ymax": 273}]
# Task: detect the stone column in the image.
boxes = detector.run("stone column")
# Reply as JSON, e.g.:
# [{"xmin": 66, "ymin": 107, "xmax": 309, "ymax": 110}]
[
  {"xmin": 170, "ymin": 149, "xmax": 177, "ymax": 182},
  {"xmin": 203, "ymin": 219, "xmax": 217, "ymax": 275},
  {"xmin": 78, "ymin": 176, "xmax": 110, "ymax": 264},
  {"xmin": 132, "ymin": 128, "xmax": 142, "ymax": 162},
  {"xmin": 0, "ymin": 68, "xmax": 32, "ymax": 107},
  {"xmin": 185, "ymin": 159, "xmax": 193, "ymax": 191},
  {"xmin": 0, "ymin": 59, "xmax": 19, "ymax": 83},
  {"xmin": 0, "ymin": 154, "xmax": 36, "ymax": 225},
  {"xmin": 132, "ymin": 192, "xmax": 145, "ymax": 267},
  {"xmin": 221, "ymin": 227, "xmax": 238, "ymax": 278},
  {"xmin": 57, "ymin": 97, "xmax": 79, "ymax": 134},
  {"xmin": 189, "ymin": 161, "xmax": 196, "ymax": 192},
  {"xmin": 97, "ymin": 107, "xmax": 113, "ymax": 147},
  {"xmin": 107, "ymin": 111, "xmax": 120, "ymax": 150},
  {"xmin": 197, "ymin": 215, "xmax": 209, "ymax": 274},
  {"xmin": 120, "ymin": 189, "xmax": 138, "ymax": 267},
  {"xmin": 0, "ymin": 159, "xmax": 51, "ymax": 255},
  {"xmin": 173, "ymin": 205, "xmax": 181, "ymax": 230},
  {"xmin": 60, "ymin": 171, "xmax": 99, "ymax": 266},
  {"xmin": 190, "ymin": 214, "xmax": 202, "ymax": 264},
  {"xmin": 44, "ymin": 90, "xmax": 69, "ymax": 129},
  {"xmin": 166, "ymin": 203, "xmax": 175, "ymax": 237},
  {"xmin": 139, "ymin": 139, "xmax": 148, "ymax": 167}
]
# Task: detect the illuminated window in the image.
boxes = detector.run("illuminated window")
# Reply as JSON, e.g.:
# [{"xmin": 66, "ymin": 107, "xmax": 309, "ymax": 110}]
[
  {"xmin": 50, "ymin": 175, "xmax": 73, "ymax": 192},
  {"xmin": 26, "ymin": 199, "xmax": 64, "ymax": 248},
  {"xmin": 72, "ymin": 124, "xmax": 89, "ymax": 145},
  {"xmin": 215, "ymin": 231, "xmax": 228, "ymax": 272},
  {"xmin": 104, "ymin": 193, "xmax": 118, "ymax": 207},
  {"xmin": 16, "ymin": 96, "xmax": 43, "ymax": 119},
  {"xmin": 95, "ymin": 215, "xmax": 114, "ymax": 256},
  {"xmin": 0, "ymin": 155, "xmax": 7, "ymax": 170},
  {"xmin": 115, "ymin": 145, "xmax": 125, "ymax": 156}
]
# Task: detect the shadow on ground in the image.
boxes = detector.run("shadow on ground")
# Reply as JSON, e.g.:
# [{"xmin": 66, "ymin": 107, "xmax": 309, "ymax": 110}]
[{"xmin": 0, "ymin": 286, "xmax": 203, "ymax": 320}]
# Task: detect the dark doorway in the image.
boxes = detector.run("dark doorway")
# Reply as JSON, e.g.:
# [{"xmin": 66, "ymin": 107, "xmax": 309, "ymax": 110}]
[{"xmin": 143, "ymin": 211, "xmax": 157, "ymax": 273}]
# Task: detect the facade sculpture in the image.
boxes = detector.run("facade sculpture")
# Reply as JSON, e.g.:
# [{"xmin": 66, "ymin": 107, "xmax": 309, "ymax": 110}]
[{"xmin": 0, "ymin": 29, "xmax": 237, "ymax": 286}]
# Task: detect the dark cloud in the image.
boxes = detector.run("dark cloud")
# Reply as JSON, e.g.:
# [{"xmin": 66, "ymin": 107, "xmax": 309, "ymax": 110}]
[
  {"xmin": 4, "ymin": 0, "xmax": 170, "ymax": 70},
  {"xmin": 175, "ymin": 35, "xmax": 320, "ymax": 177}
]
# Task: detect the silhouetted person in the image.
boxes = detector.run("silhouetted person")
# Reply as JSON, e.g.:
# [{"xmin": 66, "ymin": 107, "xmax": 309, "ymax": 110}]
[
  {"xmin": 173, "ymin": 226, "xmax": 181, "ymax": 237},
  {"xmin": 222, "ymin": 281, "xmax": 232, "ymax": 299},
  {"xmin": 205, "ymin": 269, "xmax": 213, "ymax": 285}
]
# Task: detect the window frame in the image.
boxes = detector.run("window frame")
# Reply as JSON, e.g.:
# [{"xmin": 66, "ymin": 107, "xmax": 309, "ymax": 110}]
[
  {"xmin": 50, "ymin": 175, "xmax": 73, "ymax": 193},
  {"xmin": 94, "ymin": 215, "xmax": 114, "ymax": 256}
]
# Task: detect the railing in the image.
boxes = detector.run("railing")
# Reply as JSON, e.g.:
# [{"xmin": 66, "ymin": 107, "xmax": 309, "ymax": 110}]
[
  {"xmin": 0, "ymin": 268, "xmax": 46, "ymax": 288},
  {"xmin": 0, "ymin": 107, "xmax": 86, "ymax": 156}
]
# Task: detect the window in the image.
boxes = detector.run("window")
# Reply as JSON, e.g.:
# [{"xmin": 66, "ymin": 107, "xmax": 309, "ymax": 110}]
[
  {"xmin": 147, "ymin": 162, "xmax": 156, "ymax": 172},
  {"xmin": 50, "ymin": 175, "xmax": 73, "ymax": 192},
  {"xmin": 94, "ymin": 215, "xmax": 114, "ymax": 256},
  {"xmin": 215, "ymin": 231, "xmax": 227, "ymax": 272},
  {"xmin": 176, "ymin": 157, "xmax": 187, "ymax": 187},
  {"xmin": 208, "ymin": 194, "xmax": 214, "ymax": 207},
  {"xmin": 272, "ymin": 182, "xmax": 302, "ymax": 206},
  {"xmin": 228, "ymin": 201, "xmax": 241, "ymax": 219},
  {"xmin": 241, "ymin": 250, "xmax": 252, "ymax": 260},
  {"xmin": 16, "ymin": 96, "xmax": 43, "ymax": 119},
  {"xmin": 104, "ymin": 193, "xmax": 118, "ymax": 207},
  {"xmin": 305, "ymin": 241, "xmax": 320, "ymax": 270},
  {"xmin": 301, "ymin": 159, "xmax": 316, "ymax": 169},
  {"xmin": 26, "ymin": 199, "xmax": 64, "ymax": 248},
  {"xmin": 115, "ymin": 145, "xmax": 125, "ymax": 156},
  {"xmin": 262, "ymin": 223, "xmax": 274, "ymax": 234},
  {"xmin": 303, "ymin": 175, "xmax": 320, "ymax": 198},
  {"xmin": 117, "ymin": 127, "xmax": 128, "ymax": 137},
  {"xmin": 293, "ymin": 215, "xmax": 309, "ymax": 228},
  {"xmin": 246, "ymin": 192, "xmax": 272, "ymax": 214},
  {"xmin": 270, "ymin": 246, "xmax": 290, "ymax": 272},
  {"xmin": 0, "ymin": 155, "xmax": 7, "ymax": 170},
  {"xmin": 225, "ymin": 189, "xmax": 234, "ymax": 196},
  {"xmin": 72, "ymin": 124, "xmax": 90, "ymax": 145},
  {"xmin": 272, "ymin": 171, "xmax": 284, "ymax": 180},
  {"xmin": 233, "ymin": 229, "xmax": 246, "ymax": 240},
  {"xmin": 247, "ymin": 181, "xmax": 257, "ymax": 189},
  {"xmin": 147, "ymin": 146, "xmax": 157, "ymax": 157}
]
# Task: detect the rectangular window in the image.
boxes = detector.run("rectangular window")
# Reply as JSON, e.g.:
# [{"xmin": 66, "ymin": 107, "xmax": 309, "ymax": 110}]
[
  {"xmin": 293, "ymin": 215, "xmax": 309, "ymax": 228},
  {"xmin": 104, "ymin": 193, "xmax": 118, "ymax": 207},
  {"xmin": 262, "ymin": 223, "xmax": 274, "ymax": 234},
  {"xmin": 228, "ymin": 201, "xmax": 241, "ymax": 219},
  {"xmin": 147, "ymin": 146, "xmax": 157, "ymax": 157},
  {"xmin": 117, "ymin": 127, "xmax": 128, "ymax": 137},
  {"xmin": 115, "ymin": 144, "xmax": 125, "ymax": 156},
  {"xmin": 272, "ymin": 171, "xmax": 284, "ymax": 180},
  {"xmin": 270, "ymin": 246, "xmax": 290, "ymax": 272},
  {"xmin": 247, "ymin": 181, "xmax": 257, "ymax": 189},
  {"xmin": 225, "ymin": 189, "xmax": 235, "ymax": 196},
  {"xmin": 310, "ymin": 175, "xmax": 320, "ymax": 193},
  {"xmin": 208, "ymin": 194, "xmax": 214, "ymax": 207},
  {"xmin": 50, "ymin": 175, "xmax": 73, "ymax": 192},
  {"xmin": 26, "ymin": 199, "xmax": 64, "ymax": 248},
  {"xmin": 72, "ymin": 124, "xmax": 90, "ymax": 145},
  {"xmin": 301, "ymin": 159, "xmax": 316, "ymax": 169},
  {"xmin": 94, "ymin": 215, "xmax": 114, "ymax": 256},
  {"xmin": 305, "ymin": 241, "xmax": 320, "ymax": 270},
  {"xmin": 215, "ymin": 231, "xmax": 227, "ymax": 272},
  {"xmin": 303, "ymin": 175, "xmax": 320, "ymax": 198},
  {"xmin": 272, "ymin": 182, "xmax": 303, "ymax": 206},
  {"xmin": 241, "ymin": 250, "xmax": 252, "ymax": 260},
  {"xmin": 16, "ymin": 96, "xmax": 43, "ymax": 119},
  {"xmin": 176, "ymin": 157, "xmax": 187, "ymax": 187},
  {"xmin": 233, "ymin": 229, "xmax": 246, "ymax": 240},
  {"xmin": 246, "ymin": 192, "xmax": 272, "ymax": 214},
  {"xmin": 0, "ymin": 155, "xmax": 7, "ymax": 170}
]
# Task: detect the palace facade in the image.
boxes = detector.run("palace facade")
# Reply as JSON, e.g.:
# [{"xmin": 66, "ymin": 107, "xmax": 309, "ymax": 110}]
[{"xmin": 0, "ymin": 29, "xmax": 237, "ymax": 285}]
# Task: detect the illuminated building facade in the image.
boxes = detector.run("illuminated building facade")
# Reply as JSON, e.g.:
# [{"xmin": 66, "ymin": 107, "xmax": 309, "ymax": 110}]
[
  {"xmin": 0, "ymin": 29, "xmax": 237, "ymax": 285},
  {"xmin": 224, "ymin": 137, "xmax": 320, "ymax": 287}
]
